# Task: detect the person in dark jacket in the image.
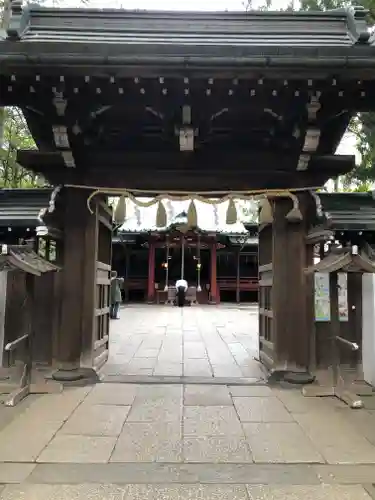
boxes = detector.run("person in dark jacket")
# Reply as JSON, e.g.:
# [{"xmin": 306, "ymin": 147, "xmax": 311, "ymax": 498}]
[{"xmin": 110, "ymin": 271, "xmax": 123, "ymax": 319}]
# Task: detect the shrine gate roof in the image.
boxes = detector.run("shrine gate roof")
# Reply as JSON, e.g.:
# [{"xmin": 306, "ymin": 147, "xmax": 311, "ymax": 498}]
[
  {"xmin": 1, "ymin": 6, "xmax": 373, "ymax": 191},
  {"xmin": 0, "ymin": 188, "xmax": 52, "ymax": 227},
  {"xmin": 0, "ymin": 7, "xmax": 371, "ymax": 54},
  {"xmin": 318, "ymin": 191, "xmax": 375, "ymax": 231}
]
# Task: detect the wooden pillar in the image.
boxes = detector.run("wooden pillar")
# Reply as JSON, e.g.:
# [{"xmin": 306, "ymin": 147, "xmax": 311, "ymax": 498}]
[
  {"xmin": 210, "ymin": 241, "xmax": 218, "ymax": 304},
  {"xmin": 52, "ymin": 188, "xmax": 99, "ymax": 382},
  {"xmin": 147, "ymin": 241, "xmax": 155, "ymax": 303},
  {"xmin": 236, "ymin": 249, "xmax": 241, "ymax": 303},
  {"xmin": 124, "ymin": 247, "xmax": 130, "ymax": 302},
  {"xmin": 271, "ymin": 195, "xmax": 310, "ymax": 372}
]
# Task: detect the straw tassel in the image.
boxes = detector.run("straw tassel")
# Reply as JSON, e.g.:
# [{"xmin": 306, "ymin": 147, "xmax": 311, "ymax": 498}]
[
  {"xmin": 285, "ymin": 194, "xmax": 303, "ymax": 223},
  {"xmin": 156, "ymin": 201, "xmax": 167, "ymax": 228},
  {"xmin": 187, "ymin": 200, "xmax": 198, "ymax": 227},
  {"xmin": 114, "ymin": 195, "xmax": 126, "ymax": 224},
  {"xmin": 226, "ymin": 199, "xmax": 237, "ymax": 224},
  {"xmin": 286, "ymin": 206, "xmax": 303, "ymax": 222},
  {"xmin": 259, "ymin": 198, "xmax": 274, "ymax": 225}
]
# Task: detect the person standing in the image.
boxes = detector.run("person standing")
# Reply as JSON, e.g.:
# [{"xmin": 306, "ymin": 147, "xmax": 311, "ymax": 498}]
[
  {"xmin": 175, "ymin": 278, "xmax": 188, "ymax": 307},
  {"xmin": 110, "ymin": 270, "xmax": 122, "ymax": 319}
]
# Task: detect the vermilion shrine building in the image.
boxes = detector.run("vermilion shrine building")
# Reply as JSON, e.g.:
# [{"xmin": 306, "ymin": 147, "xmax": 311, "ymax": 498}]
[
  {"xmin": 112, "ymin": 200, "xmax": 258, "ymax": 304},
  {"xmin": 1, "ymin": 5, "xmax": 375, "ymax": 382}
]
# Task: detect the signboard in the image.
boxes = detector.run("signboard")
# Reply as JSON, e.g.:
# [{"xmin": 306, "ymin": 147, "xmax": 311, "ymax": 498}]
[
  {"xmin": 338, "ymin": 272, "xmax": 349, "ymax": 322},
  {"xmin": 314, "ymin": 272, "xmax": 330, "ymax": 322}
]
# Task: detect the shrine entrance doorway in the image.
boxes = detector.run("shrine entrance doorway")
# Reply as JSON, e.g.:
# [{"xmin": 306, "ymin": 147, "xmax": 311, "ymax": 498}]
[{"xmin": 0, "ymin": 6, "xmax": 372, "ymax": 381}]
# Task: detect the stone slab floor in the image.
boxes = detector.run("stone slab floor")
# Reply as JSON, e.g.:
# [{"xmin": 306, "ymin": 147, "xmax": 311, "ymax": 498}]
[
  {"xmin": 2, "ymin": 382, "xmax": 375, "ymax": 498},
  {"xmin": 101, "ymin": 304, "xmax": 263, "ymax": 380}
]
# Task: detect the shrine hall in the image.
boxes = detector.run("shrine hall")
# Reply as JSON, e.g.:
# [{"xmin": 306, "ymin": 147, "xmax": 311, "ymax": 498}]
[{"xmin": 112, "ymin": 198, "xmax": 258, "ymax": 305}]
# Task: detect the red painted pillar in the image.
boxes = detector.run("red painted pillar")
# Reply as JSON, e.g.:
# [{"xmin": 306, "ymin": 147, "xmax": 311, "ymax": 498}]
[
  {"xmin": 210, "ymin": 241, "xmax": 218, "ymax": 304},
  {"xmin": 147, "ymin": 241, "xmax": 155, "ymax": 303}
]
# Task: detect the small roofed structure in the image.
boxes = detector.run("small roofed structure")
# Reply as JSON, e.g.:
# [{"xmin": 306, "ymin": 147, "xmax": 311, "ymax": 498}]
[
  {"xmin": 305, "ymin": 247, "xmax": 375, "ymax": 275},
  {"xmin": 0, "ymin": 244, "xmax": 59, "ymax": 276},
  {"xmin": 303, "ymin": 245, "xmax": 375, "ymax": 409},
  {"xmin": 0, "ymin": 244, "xmax": 60, "ymax": 407}
]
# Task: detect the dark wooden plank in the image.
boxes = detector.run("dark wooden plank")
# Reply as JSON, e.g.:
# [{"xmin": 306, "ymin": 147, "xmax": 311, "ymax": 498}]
[
  {"xmin": 80, "ymin": 197, "xmax": 99, "ymax": 368},
  {"xmin": 95, "ymin": 307, "xmax": 110, "ymax": 317},
  {"xmin": 97, "ymin": 261, "xmax": 111, "ymax": 271},
  {"xmin": 258, "ymin": 263, "xmax": 273, "ymax": 273},
  {"xmin": 58, "ymin": 188, "xmax": 87, "ymax": 367},
  {"xmin": 259, "ymin": 307, "xmax": 274, "ymax": 319},
  {"xmin": 98, "ymin": 214, "xmax": 112, "ymax": 231}
]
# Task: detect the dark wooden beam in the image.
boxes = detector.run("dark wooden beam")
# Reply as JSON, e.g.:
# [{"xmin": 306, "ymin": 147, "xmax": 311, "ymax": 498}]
[{"xmin": 17, "ymin": 149, "xmax": 354, "ymax": 174}]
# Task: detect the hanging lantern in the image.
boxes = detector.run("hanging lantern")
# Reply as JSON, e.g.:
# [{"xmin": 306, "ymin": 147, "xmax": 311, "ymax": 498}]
[
  {"xmin": 226, "ymin": 199, "xmax": 237, "ymax": 224},
  {"xmin": 114, "ymin": 195, "xmax": 126, "ymax": 224},
  {"xmin": 156, "ymin": 200, "xmax": 167, "ymax": 228},
  {"xmin": 187, "ymin": 200, "xmax": 198, "ymax": 227},
  {"xmin": 286, "ymin": 195, "xmax": 303, "ymax": 223},
  {"xmin": 259, "ymin": 198, "xmax": 274, "ymax": 224}
]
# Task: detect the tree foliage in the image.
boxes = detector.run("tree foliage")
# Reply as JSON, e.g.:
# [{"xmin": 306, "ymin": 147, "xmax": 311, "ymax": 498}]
[
  {"xmin": 300, "ymin": 0, "xmax": 375, "ymax": 187},
  {"xmin": 0, "ymin": 0, "xmax": 46, "ymax": 188},
  {"xmin": 0, "ymin": 108, "xmax": 44, "ymax": 187}
]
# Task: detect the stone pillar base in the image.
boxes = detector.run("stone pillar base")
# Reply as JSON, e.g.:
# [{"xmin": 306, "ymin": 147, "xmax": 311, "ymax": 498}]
[
  {"xmin": 267, "ymin": 369, "xmax": 315, "ymax": 386},
  {"xmin": 52, "ymin": 367, "xmax": 101, "ymax": 385}
]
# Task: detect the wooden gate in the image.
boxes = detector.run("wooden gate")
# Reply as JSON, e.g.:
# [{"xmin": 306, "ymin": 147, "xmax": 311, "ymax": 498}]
[
  {"xmin": 81, "ymin": 196, "xmax": 112, "ymax": 370},
  {"xmin": 258, "ymin": 225, "xmax": 274, "ymax": 367}
]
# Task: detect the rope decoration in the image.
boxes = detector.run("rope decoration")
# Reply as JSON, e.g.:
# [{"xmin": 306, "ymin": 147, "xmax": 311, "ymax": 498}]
[{"xmin": 64, "ymin": 184, "xmax": 319, "ymax": 226}]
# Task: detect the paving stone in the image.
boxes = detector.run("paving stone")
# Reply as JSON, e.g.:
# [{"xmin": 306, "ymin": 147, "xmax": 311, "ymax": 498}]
[
  {"xmin": 184, "ymin": 359, "xmax": 213, "ymax": 377},
  {"xmin": 124, "ymin": 484, "xmax": 249, "ymax": 500},
  {"xmin": 240, "ymin": 365, "xmax": 265, "ymax": 378},
  {"xmin": 184, "ymin": 342, "xmax": 207, "ymax": 358},
  {"xmin": 364, "ymin": 484, "xmax": 375, "ymax": 499},
  {"xmin": 136, "ymin": 349, "xmax": 160, "ymax": 358},
  {"xmin": 36, "ymin": 435, "xmax": 117, "ymax": 463},
  {"xmin": 272, "ymin": 389, "xmax": 343, "ymax": 414},
  {"xmin": 314, "ymin": 464, "xmax": 375, "ymax": 484},
  {"xmin": 246, "ymin": 484, "xmax": 372, "ymax": 499},
  {"xmin": 212, "ymin": 364, "xmax": 243, "ymax": 378},
  {"xmin": 0, "ymin": 418, "xmax": 62, "ymax": 462},
  {"xmin": 127, "ymin": 358, "xmax": 158, "ymax": 369},
  {"xmin": 295, "ymin": 413, "xmax": 375, "ymax": 464},
  {"xmin": 184, "ymin": 406, "xmax": 243, "ymax": 436},
  {"xmin": 243, "ymin": 422, "xmax": 324, "ymax": 463},
  {"xmin": 136, "ymin": 384, "xmax": 183, "ymax": 398},
  {"xmin": 0, "ymin": 483, "xmax": 128, "ymax": 500},
  {"xmin": 127, "ymin": 399, "xmax": 182, "ymax": 422},
  {"xmin": 153, "ymin": 363, "xmax": 183, "ymax": 376},
  {"xmin": 233, "ymin": 397, "xmax": 293, "ymax": 422},
  {"xmin": 184, "ymin": 435, "xmax": 252, "ymax": 463},
  {"xmin": 28, "ymin": 463, "xmax": 322, "ymax": 485},
  {"xmin": 334, "ymin": 408, "xmax": 375, "ymax": 446},
  {"xmin": 60, "ymin": 404, "xmax": 130, "ymax": 436},
  {"xmin": 124, "ymin": 367, "xmax": 154, "ymax": 376},
  {"xmin": 184, "ymin": 385, "xmax": 232, "ymax": 406},
  {"xmin": 111, "ymin": 422, "xmax": 182, "ymax": 462},
  {"xmin": 229, "ymin": 386, "xmax": 273, "ymax": 397},
  {"xmin": 0, "ymin": 463, "xmax": 35, "ymax": 483},
  {"xmin": 84, "ymin": 383, "xmax": 138, "ymax": 406}
]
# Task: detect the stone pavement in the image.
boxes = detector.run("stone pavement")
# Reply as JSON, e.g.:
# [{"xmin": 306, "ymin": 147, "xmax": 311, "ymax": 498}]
[
  {"xmin": 102, "ymin": 305, "xmax": 263, "ymax": 380},
  {"xmin": 1, "ymin": 382, "xmax": 375, "ymax": 498}
]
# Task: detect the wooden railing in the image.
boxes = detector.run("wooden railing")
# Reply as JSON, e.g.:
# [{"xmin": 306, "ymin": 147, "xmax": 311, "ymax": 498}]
[
  {"xmin": 123, "ymin": 277, "xmax": 148, "ymax": 290},
  {"xmin": 217, "ymin": 277, "xmax": 259, "ymax": 291}
]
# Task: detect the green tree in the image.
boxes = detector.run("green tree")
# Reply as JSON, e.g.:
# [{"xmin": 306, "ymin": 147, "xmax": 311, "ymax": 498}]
[
  {"xmin": 0, "ymin": 107, "xmax": 44, "ymax": 187},
  {"xmin": 300, "ymin": 0, "xmax": 375, "ymax": 188}
]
